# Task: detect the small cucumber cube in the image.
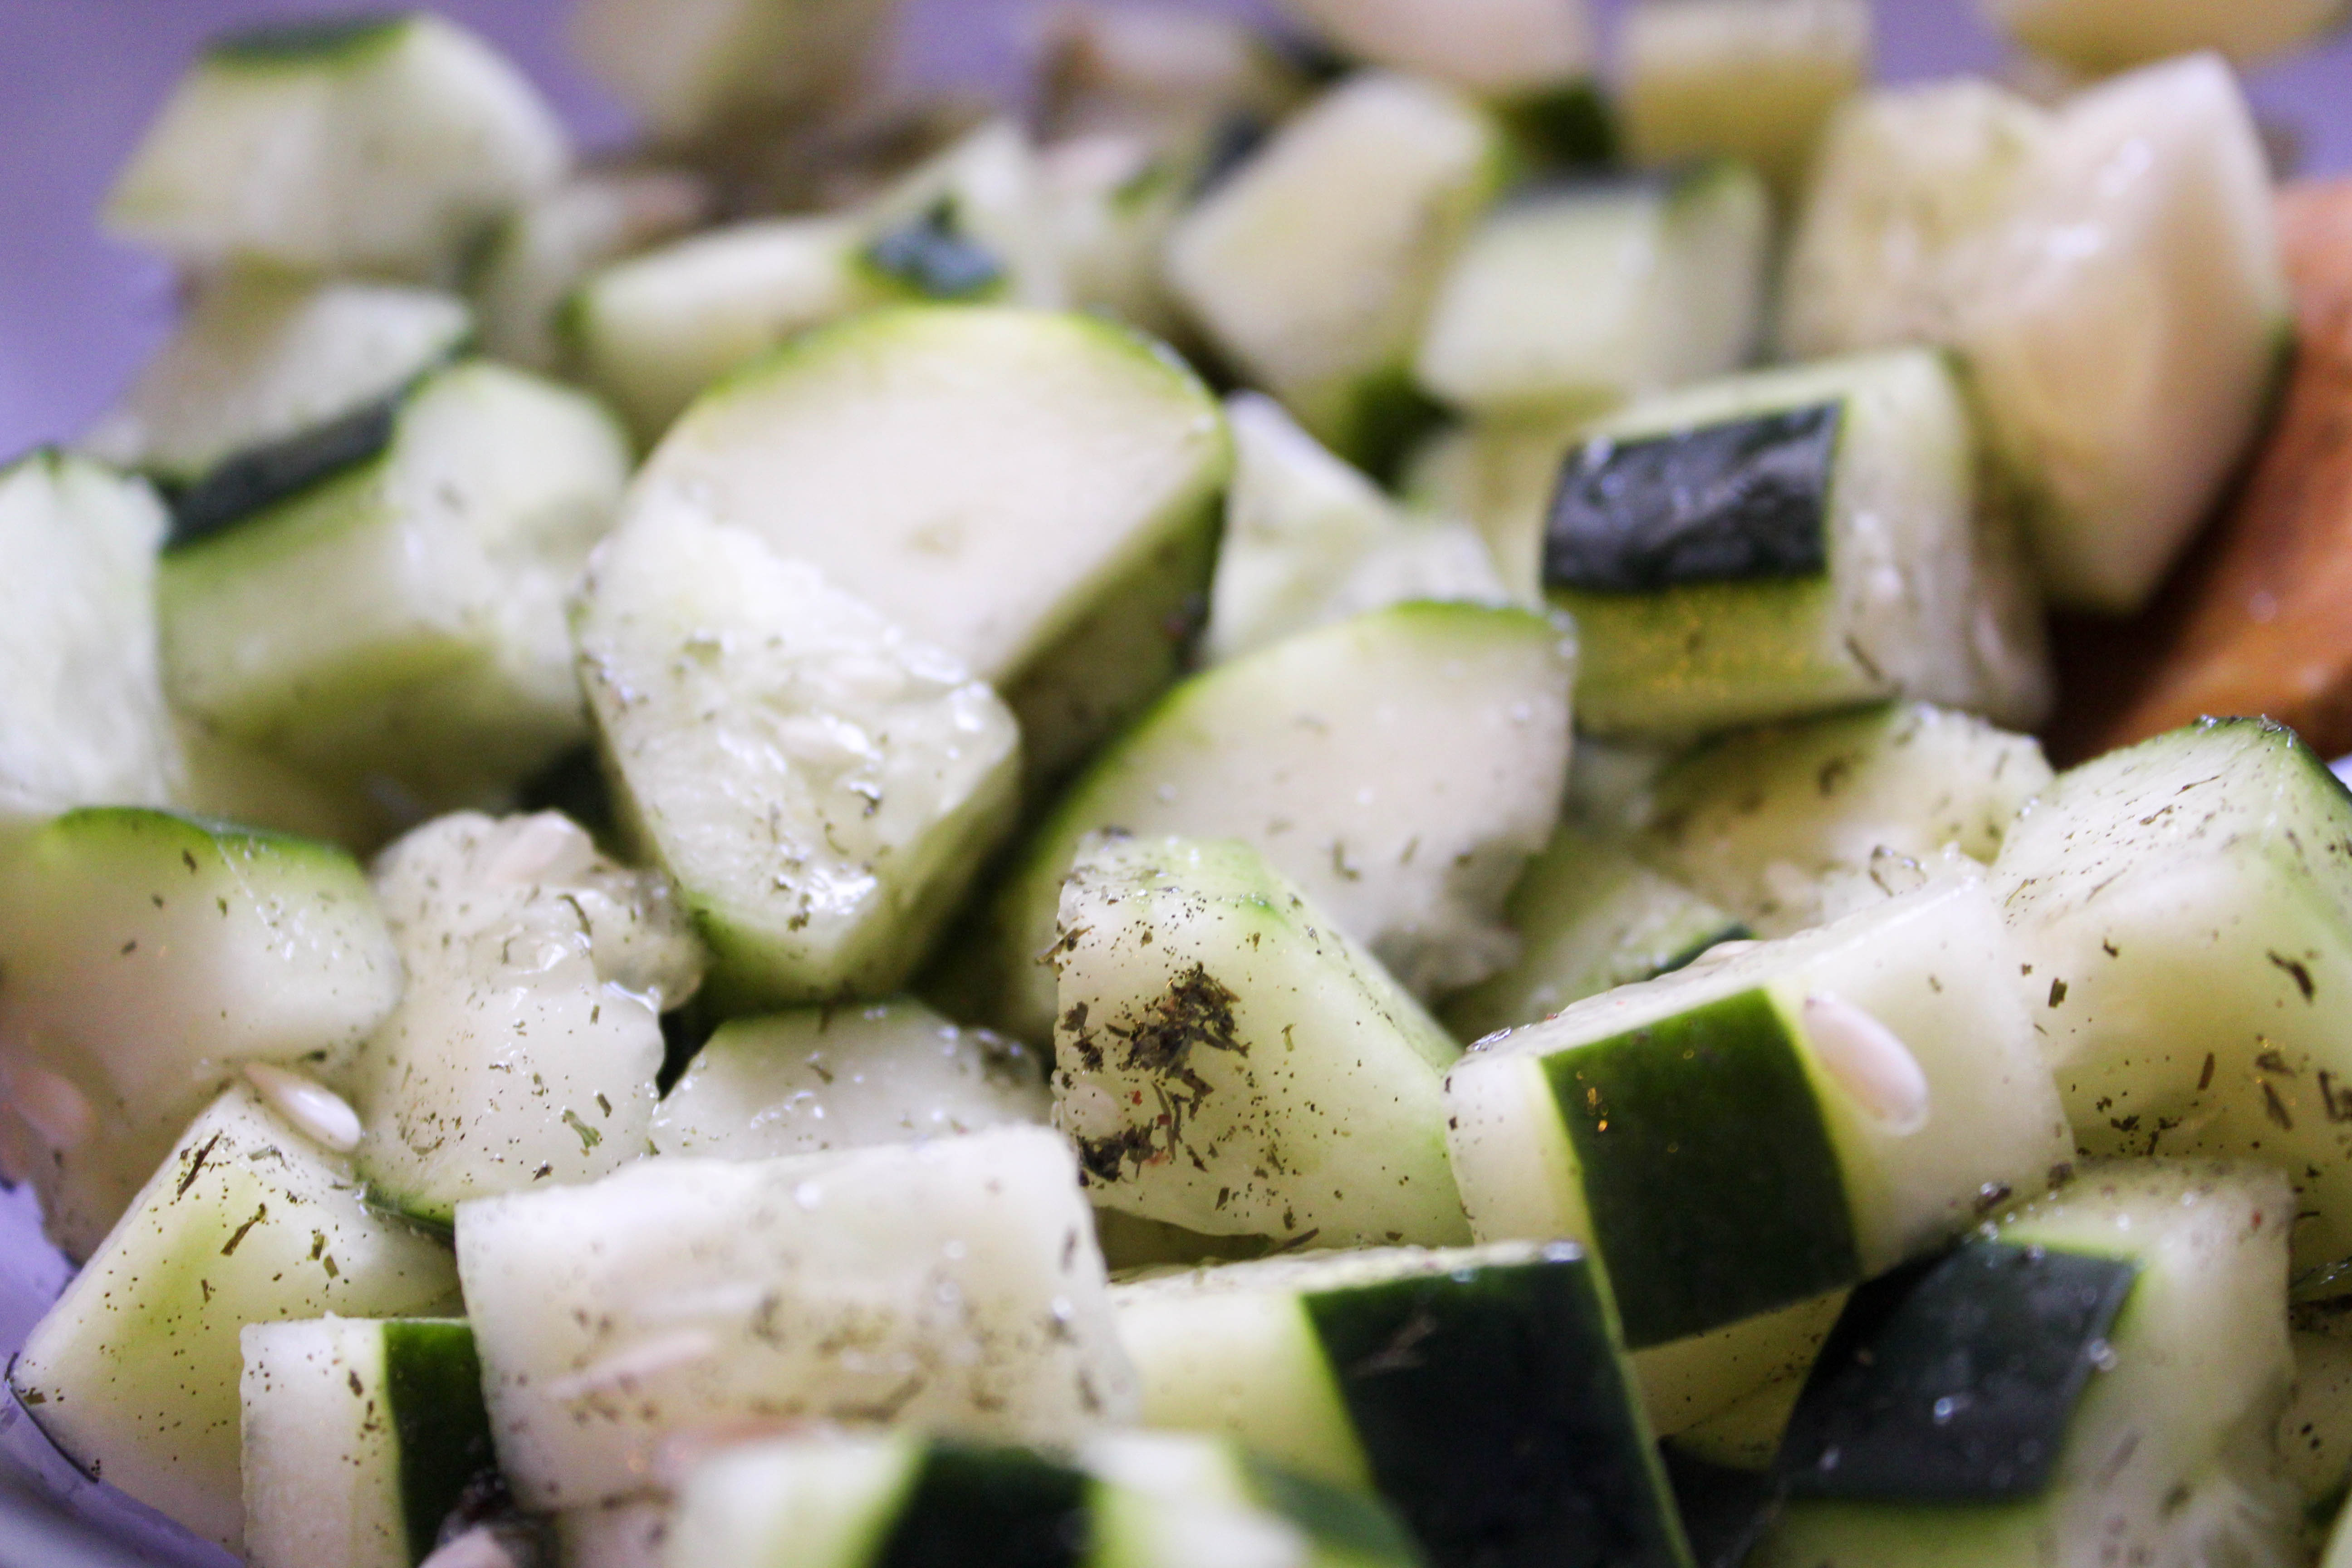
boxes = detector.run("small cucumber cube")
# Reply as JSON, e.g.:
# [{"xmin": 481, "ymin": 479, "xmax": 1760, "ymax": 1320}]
[
  {"xmin": 1982, "ymin": 0, "xmax": 2349, "ymax": 72},
  {"xmin": 651, "ymin": 998, "xmax": 1049, "ymax": 1159},
  {"xmin": 1053, "ymin": 834, "xmax": 1468, "ymax": 1248},
  {"xmin": 106, "ymin": 15, "xmax": 567, "ymax": 282},
  {"xmin": 454, "ymin": 1126, "xmax": 1134, "ymax": 1509},
  {"xmin": 239, "ymin": 1317, "xmax": 494, "ymax": 1568},
  {"xmin": 569, "ymin": 0, "xmax": 898, "ymax": 149},
  {"xmin": 1621, "ymin": 0, "xmax": 1872, "ymax": 201},
  {"xmin": 575, "ymin": 511, "xmax": 1019, "ymax": 1008},
  {"xmin": 1446, "ymin": 878, "xmax": 2069, "ymax": 1348},
  {"xmin": 862, "ymin": 120, "xmax": 1068, "ymax": 310},
  {"xmin": 471, "ymin": 168, "xmax": 710, "ymax": 374},
  {"xmin": 1280, "ymin": 0, "xmax": 1597, "ymax": 98},
  {"xmin": 8, "ymin": 1084, "xmax": 461, "ymax": 1552},
  {"xmin": 1041, "ymin": 135, "xmax": 1197, "ymax": 344}
]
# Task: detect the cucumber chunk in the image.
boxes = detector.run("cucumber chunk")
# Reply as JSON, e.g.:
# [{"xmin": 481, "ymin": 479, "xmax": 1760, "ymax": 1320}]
[
  {"xmin": 1446, "ymin": 877, "xmax": 2070, "ymax": 1348},
  {"xmin": 1759, "ymin": 1162, "xmax": 2302, "ymax": 1568},
  {"xmin": 1206, "ymin": 393, "xmax": 1506, "ymax": 665},
  {"xmin": 862, "ymin": 120, "xmax": 1068, "ymax": 309},
  {"xmin": 0, "ymin": 806, "xmax": 400, "ymax": 1258},
  {"xmin": 1982, "ymin": 0, "xmax": 2350, "ymax": 72},
  {"xmin": 1546, "ymin": 348, "xmax": 2050, "ymax": 737},
  {"xmin": 1039, "ymin": 5, "xmax": 1310, "ymax": 151},
  {"xmin": 159, "ymin": 360, "xmax": 631, "ymax": 806},
  {"xmin": 569, "ymin": 0, "xmax": 898, "ymax": 148},
  {"xmin": 932, "ymin": 602, "xmax": 1575, "ymax": 1044},
  {"xmin": 575, "ymin": 510, "xmax": 1019, "ymax": 1008},
  {"xmin": 1620, "ymin": 0, "xmax": 1872, "ymax": 201},
  {"xmin": 7, "ymin": 1084, "xmax": 461, "ymax": 1552},
  {"xmin": 1637, "ymin": 701, "xmax": 2053, "ymax": 938},
  {"xmin": 1042, "ymin": 135, "xmax": 1195, "ymax": 344},
  {"xmin": 650, "ymin": 998, "xmax": 1049, "ymax": 1158},
  {"xmin": 1053, "ymin": 834, "xmax": 1469, "ymax": 1248},
  {"xmin": 0, "ymin": 451, "xmax": 176, "ymax": 820},
  {"xmin": 454, "ymin": 1125, "xmax": 1134, "ymax": 1509},
  {"xmin": 170, "ymin": 714, "xmax": 396, "ymax": 852},
  {"xmin": 1989, "ymin": 718, "xmax": 2352, "ymax": 1283},
  {"xmin": 106, "ymin": 15, "xmax": 567, "ymax": 283},
  {"xmin": 1416, "ymin": 164, "xmax": 1770, "ymax": 418},
  {"xmin": 1167, "ymin": 73, "xmax": 1506, "ymax": 471},
  {"xmin": 555, "ymin": 1500, "xmax": 671, "ymax": 1568},
  {"xmin": 1115, "ymin": 1240, "xmax": 1691, "ymax": 1568},
  {"xmin": 1442, "ymin": 823, "xmax": 1749, "ymax": 1042},
  {"xmin": 1278, "ymin": 0, "xmax": 1597, "ymax": 97},
  {"xmin": 1635, "ymin": 1289, "xmax": 1847, "ymax": 1446},
  {"xmin": 1780, "ymin": 58, "xmax": 2288, "ymax": 612},
  {"xmin": 348, "ymin": 811, "xmax": 706, "ymax": 1225},
  {"xmin": 239, "ymin": 1317, "xmax": 494, "ymax": 1568},
  {"xmin": 471, "ymin": 168, "xmax": 710, "ymax": 374}
]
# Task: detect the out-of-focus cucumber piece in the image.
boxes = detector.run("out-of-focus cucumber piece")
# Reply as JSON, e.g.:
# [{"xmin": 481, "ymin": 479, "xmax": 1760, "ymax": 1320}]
[
  {"xmin": 1981, "ymin": 0, "xmax": 2350, "ymax": 72},
  {"xmin": 650, "ymin": 998, "xmax": 1048, "ymax": 1159},
  {"xmin": 575, "ymin": 510, "xmax": 1019, "ymax": 1009},
  {"xmin": 1416, "ymin": 163, "xmax": 1770, "ymax": 418},
  {"xmin": 0, "ymin": 451, "xmax": 176, "ymax": 820},
  {"xmin": 1396, "ymin": 413, "xmax": 1587, "ymax": 606},
  {"xmin": 1781, "ymin": 57, "xmax": 2289, "ymax": 613},
  {"xmin": 1278, "ymin": 0, "xmax": 1597, "ymax": 97},
  {"xmin": 7, "ymin": 1084, "xmax": 461, "ymax": 1553},
  {"xmin": 0, "ymin": 806, "xmax": 400, "ymax": 1259},
  {"xmin": 570, "ymin": 0, "xmax": 900, "ymax": 149},
  {"xmin": 159, "ymin": 360, "xmax": 630, "ymax": 806},
  {"xmin": 168, "ymin": 714, "xmax": 396, "ymax": 853},
  {"xmin": 1621, "ymin": 0, "xmax": 1872, "ymax": 202},
  {"xmin": 456, "ymin": 1126, "xmax": 1134, "ymax": 1509},
  {"xmin": 860, "ymin": 119, "xmax": 1066, "ymax": 309},
  {"xmin": 106, "ymin": 15, "xmax": 567, "ymax": 283},
  {"xmin": 1545, "ymin": 348, "xmax": 2051, "ymax": 737},
  {"xmin": 555, "ymin": 1500, "xmax": 671, "ymax": 1568},
  {"xmin": 1039, "ymin": 3, "xmax": 1311, "ymax": 149},
  {"xmin": 471, "ymin": 167, "xmax": 710, "ymax": 374},
  {"xmin": 1167, "ymin": 73, "xmax": 1506, "ymax": 474},
  {"xmin": 1042, "ymin": 133, "xmax": 1195, "ymax": 343}
]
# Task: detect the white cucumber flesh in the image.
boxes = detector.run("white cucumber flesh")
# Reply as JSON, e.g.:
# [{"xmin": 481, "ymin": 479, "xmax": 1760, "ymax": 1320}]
[
  {"xmin": 1278, "ymin": 0, "xmax": 1597, "ymax": 95},
  {"xmin": 471, "ymin": 168, "xmax": 710, "ymax": 375},
  {"xmin": 1621, "ymin": 0, "xmax": 1873, "ymax": 200}
]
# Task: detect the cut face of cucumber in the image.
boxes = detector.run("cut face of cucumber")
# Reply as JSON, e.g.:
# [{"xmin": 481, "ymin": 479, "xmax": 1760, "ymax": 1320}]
[
  {"xmin": 576, "ymin": 511, "xmax": 1019, "ymax": 1008},
  {"xmin": 0, "ymin": 807, "xmax": 400, "ymax": 1258},
  {"xmin": 455, "ymin": 1126, "xmax": 1135, "ymax": 1509},
  {"xmin": 0, "ymin": 451, "xmax": 176, "ymax": 821},
  {"xmin": 1638, "ymin": 701, "xmax": 2053, "ymax": 938},
  {"xmin": 1546, "ymin": 348, "xmax": 2051, "ymax": 737},
  {"xmin": 1280, "ymin": 0, "xmax": 1597, "ymax": 95},
  {"xmin": 1167, "ymin": 73, "xmax": 1506, "ymax": 470},
  {"xmin": 1446, "ymin": 877, "xmax": 2070, "ymax": 1348},
  {"xmin": 569, "ymin": 0, "xmax": 899, "ymax": 147},
  {"xmin": 240, "ymin": 1317, "xmax": 494, "ymax": 1568},
  {"xmin": 105, "ymin": 14, "xmax": 567, "ymax": 282},
  {"xmin": 1982, "ymin": 0, "xmax": 2350, "ymax": 72},
  {"xmin": 931, "ymin": 602, "xmax": 1576, "ymax": 1045},
  {"xmin": 1053, "ymin": 835, "xmax": 1469, "ymax": 1248},
  {"xmin": 1416, "ymin": 164, "xmax": 1770, "ymax": 417},
  {"xmin": 1634, "ymin": 1289, "xmax": 1848, "ymax": 1445},
  {"xmin": 7, "ymin": 1084, "xmax": 461, "ymax": 1553},
  {"xmin": 160, "ymin": 360, "xmax": 631, "ymax": 806},
  {"xmin": 471, "ymin": 168, "xmax": 710, "ymax": 374},
  {"xmin": 1115, "ymin": 1241, "xmax": 1692, "ymax": 1568},
  {"xmin": 1781, "ymin": 59, "xmax": 2289, "ymax": 612},
  {"xmin": 1621, "ymin": 0, "xmax": 1872, "ymax": 201},
  {"xmin": 650, "ymin": 998, "xmax": 1049, "ymax": 1159}
]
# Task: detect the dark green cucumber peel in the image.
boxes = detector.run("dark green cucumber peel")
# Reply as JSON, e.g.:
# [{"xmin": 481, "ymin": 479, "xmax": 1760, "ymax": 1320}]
[
  {"xmin": 1543, "ymin": 988, "xmax": 1860, "ymax": 1348},
  {"xmin": 166, "ymin": 394, "xmax": 403, "ymax": 548},
  {"xmin": 1657, "ymin": 1448, "xmax": 1782, "ymax": 1568},
  {"xmin": 1654, "ymin": 924, "xmax": 1754, "ymax": 982},
  {"xmin": 1304, "ymin": 1245, "xmax": 1692, "ymax": 1568},
  {"xmin": 1776, "ymin": 1240, "xmax": 2139, "ymax": 1503},
  {"xmin": 1338, "ymin": 369, "xmax": 1454, "ymax": 488},
  {"xmin": 874, "ymin": 1443, "xmax": 1092, "ymax": 1568},
  {"xmin": 384, "ymin": 1320, "xmax": 498, "ymax": 1563},
  {"xmin": 863, "ymin": 201, "xmax": 1008, "ymax": 302},
  {"xmin": 1495, "ymin": 83, "xmax": 1619, "ymax": 172},
  {"xmin": 1544, "ymin": 403, "xmax": 1842, "ymax": 594},
  {"xmin": 210, "ymin": 15, "xmax": 407, "ymax": 64}
]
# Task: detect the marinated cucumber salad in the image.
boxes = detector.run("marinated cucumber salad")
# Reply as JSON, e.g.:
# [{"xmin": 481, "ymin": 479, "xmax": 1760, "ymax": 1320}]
[{"xmin": 5, "ymin": 3, "xmax": 2352, "ymax": 1567}]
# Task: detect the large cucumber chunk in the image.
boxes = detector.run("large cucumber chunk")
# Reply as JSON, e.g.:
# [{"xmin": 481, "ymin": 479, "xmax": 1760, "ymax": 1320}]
[
  {"xmin": 0, "ymin": 807, "xmax": 400, "ymax": 1258},
  {"xmin": 1416, "ymin": 162, "xmax": 1770, "ymax": 418},
  {"xmin": 1619, "ymin": 0, "xmax": 1872, "ymax": 201},
  {"xmin": 7, "ymin": 1084, "xmax": 461, "ymax": 1552},
  {"xmin": 0, "ymin": 451, "xmax": 176, "ymax": 819},
  {"xmin": 349, "ymin": 811, "xmax": 705, "ymax": 1224},
  {"xmin": 1636, "ymin": 701, "xmax": 2053, "ymax": 938},
  {"xmin": 569, "ymin": 0, "xmax": 899, "ymax": 148},
  {"xmin": 159, "ymin": 360, "xmax": 631, "ymax": 806},
  {"xmin": 239, "ymin": 1317, "xmax": 494, "ymax": 1568},
  {"xmin": 454, "ymin": 1125, "xmax": 1134, "ymax": 1509},
  {"xmin": 1116, "ymin": 1241, "xmax": 1691, "ymax": 1568},
  {"xmin": 1547, "ymin": 347, "xmax": 2050, "ymax": 737},
  {"xmin": 1982, "ymin": 0, "xmax": 2348, "ymax": 72},
  {"xmin": 1759, "ymin": 1163, "xmax": 2301, "ymax": 1568},
  {"xmin": 651, "ymin": 998, "xmax": 1049, "ymax": 1159},
  {"xmin": 576, "ymin": 510, "xmax": 1019, "ymax": 1008},
  {"xmin": 1446, "ymin": 878, "xmax": 2070, "ymax": 1349},
  {"xmin": 1989, "ymin": 718, "xmax": 2352, "ymax": 1283},
  {"xmin": 1780, "ymin": 58, "xmax": 2288, "ymax": 612},
  {"xmin": 470, "ymin": 167, "xmax": 710, "ymax": 375},
  {"xmin": 933, "ymin": 602, "xmax": 1576, "ymax": 1044},
  {"xmin": 105, "ymin": 15, "xmax": 567, "ymax": 283},
  {"xmin": 1053, "ymin": 835, "xmax": 1469, "ymax": 1249},
  {"xmin": 1166, "ymin": 73, "xmax": 1506, "ymax": 471}
]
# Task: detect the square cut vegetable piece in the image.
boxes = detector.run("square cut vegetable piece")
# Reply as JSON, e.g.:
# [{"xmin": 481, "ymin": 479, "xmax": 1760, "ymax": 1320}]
[{"xmin": 1445, "ymin": 877, "xmax": 2069, "ymax": 1349}]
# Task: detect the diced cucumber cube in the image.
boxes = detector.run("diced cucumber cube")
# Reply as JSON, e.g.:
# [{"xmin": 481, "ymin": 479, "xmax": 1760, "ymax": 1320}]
[
  {"xmin": 239, "ymin": 1317, "xmax": 494, "ymax": 1568},
  {"xmin": 471, "ymin": 168, "xmax": 710, "ymax": 374},
  {"xmin": 454, "ymin": 1126, "xmax": 1134, "ymax": 1509},
  {"xmin": 1620, "ymin": 0, "xmax": 1872, "ymax": 201},
  {"xmin": 569, "ymin": 0, "xmax": 899, "ymax": 149},
  {"xmin": 1446, "ymin": 878, "xmax": 2070, "ymax": 1348},
  {"xmin": 8, "ymin": 1084, "xmax": 461, "ymax": 1552},
  {"xmin": 1279, "ymin": 0, "xmax": 1597, "ymax": 97},
  {"xmin": 106, "ymin": 15, "xmax": 568, "ymax": 283},
  {"xmin": 170, "ymin": 714, "xmax": 395, "ymax": 852},
  {"xmin": 1042, "ymin": 135, "xmax": 1196, "ymax": 344},
  {"xmin": 862, "ymin": 120, "xmax": 1068, "ymax": 309},
  {"xmin": 1633, "ymin": 1289, "xmax": 1848, "ymax": 1445},
  {"xmin": 1039, "ymin": 6, "xmax": 1309, "ymax": 152},
  {"xmin": 1054, "ymin": 834, "xmax": 1468, "ymax": 1249},
  {"xmin": 575, "ymin": 510, "xmax": 1019, "ymax": 1008},
  {"xmin": 1396, "ymin": 414, "xmax": 1590, "ymax": 607},
  {"xmin": 1982, "ymin": 0, "xmax": 2349, "ymax": 72},
  {"xmin": 651, "ymin": 998, "xmax": 1049, "ymax": 1159}
]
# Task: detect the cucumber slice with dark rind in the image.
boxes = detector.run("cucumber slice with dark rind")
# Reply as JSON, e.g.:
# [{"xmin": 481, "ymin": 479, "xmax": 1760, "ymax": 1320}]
[
  {"xmin": 862, "ymin": 200, "xmax": 1010, "ymax": 301},
  {"xmin": 167, "ymin": 392, "xmax": 402, "ymax": 546},
  {"xmin": 1776, "ymin": 1240, "xmax": 2140, "ymax": 1503},
  {"xmin": 384, "ymin": 1320, "xmax": 499, "ymax": 1560},
  {"xmin": 210, "ymin": 16, "xmax": 407, "ymax": 64},
  {"xmin": 874, "ymin": 1442, "xmax": 1091, "ymax": 1568}
]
